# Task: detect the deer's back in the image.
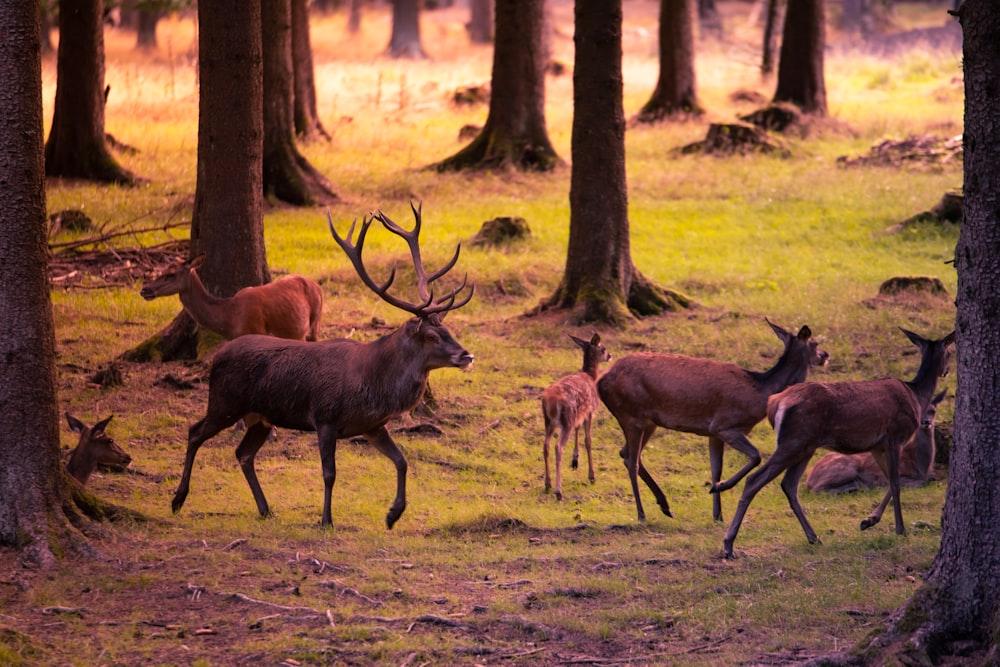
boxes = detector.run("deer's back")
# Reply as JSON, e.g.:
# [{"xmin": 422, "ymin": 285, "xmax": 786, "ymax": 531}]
[
  {"xmin": 769, "ymin": 379, "xmax": 921, "ymax": 455},
  {"xmin": 542, "ymin": 372, "xmax": 599, "ymax": 428},
  {"xmin": 597, "ymin": 353, "xmax": 766, "ymax": 435},
  {"xmin": 232, "ymin": 275, "xmax": 322, "ymax": 340}
]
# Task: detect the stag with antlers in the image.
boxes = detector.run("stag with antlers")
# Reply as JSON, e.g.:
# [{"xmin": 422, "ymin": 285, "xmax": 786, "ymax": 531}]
[{"xmin": 171, "ymin": 203, "xmax": 474, "ymax": 528}]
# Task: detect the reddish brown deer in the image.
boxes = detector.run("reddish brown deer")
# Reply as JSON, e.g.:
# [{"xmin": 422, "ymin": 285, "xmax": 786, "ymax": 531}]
[
  {"xmin": 171, "ymin": 203, "xmax": 474, "ymax": 528},
  {"xmin": 140, "ymin": 254, "xmax": 324, "ymax": 341},
  {"xmin": 597, "ymin": 320, "xmax": 828, "ymax": 523},
  {"xmin": 542, "ymin": 333, "xmax": 611, "ymax": 500},
  {"xmin": 721, "ymin": 329, "xmax": 955, "ymax": 558},
  {"xmin": 806, "ymin": 390, "xmax": 946, "ymax": 494},
  {"xmin": 65, "ymin": 413, "xmax": 132, "ymax": 486}
]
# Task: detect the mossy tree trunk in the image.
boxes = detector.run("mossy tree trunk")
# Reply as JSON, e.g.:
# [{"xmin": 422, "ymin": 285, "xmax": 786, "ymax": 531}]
[
  {"xmin": 820, "ymin": 3, "xmax": 1000, "ymax": 664},
  {"xmin": 45, "ymin": 0, "xmax": 136, "ymax": 184},
  {"xmin": 433, "ymin": 0, "xmax": 559, "ymax": 172},
  {"xmin": 542, "ymin": 0, "xmax": 690, "ymax": 326},
  {"xmin": 635, "ymin": 0, "xmax": 703, "ymax": 123},
  {"xmin": 772, "ymin": 0, "xmax": 826, "ymax": 115},
  {"xmin": 263, "ymin": 0, "xmax": 337, "ymax": 205},
  {"xmin": 127, "ymin": 0, "xmax": 270, "ymax": 362}
]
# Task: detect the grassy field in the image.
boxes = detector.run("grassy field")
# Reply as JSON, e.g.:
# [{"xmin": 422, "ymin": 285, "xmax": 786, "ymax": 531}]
[{"xmin": 1, "ymin": 2, "xmax": 965, "ymax": 665}]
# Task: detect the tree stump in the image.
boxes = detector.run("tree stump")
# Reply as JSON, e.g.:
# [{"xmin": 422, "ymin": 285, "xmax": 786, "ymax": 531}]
[{"xmin": 680, "ymin": 122, "xmax": 789, "ymax": 157}]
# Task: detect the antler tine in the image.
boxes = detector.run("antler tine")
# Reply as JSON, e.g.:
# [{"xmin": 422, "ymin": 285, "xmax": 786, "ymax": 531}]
[
  {"xmin": 328, "ymin": 209, "xmax": 425, "ymax": 315},
  {"xmin": 373, "ymin": 204, "xmax": 433, "ymax": 302},
  {"xmin": 425, "ymin": 274, "xmax": 475, "ymax": 316}
]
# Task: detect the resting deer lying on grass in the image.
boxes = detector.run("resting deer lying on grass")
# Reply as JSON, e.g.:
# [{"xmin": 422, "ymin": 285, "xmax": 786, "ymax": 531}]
[
  {"xmin": 806, "ymin": 390, "xmax": 946, "ymax": 494},
  {"xmin": 65, "ymin": 413, "xmax": 132, "ymax": 486},
  {"xmin": 542, "ymin": 333, "xmax": 611, "ymax": 500},
  {"xmin": 721, "ymin": 329, "xmax": 955, "ymax": 558},
  {"xmin": 597, "ymin": 319, "xmax": 828, "ymax": 523},
  {"xmin": 140, "ymin": 253, "xmax": 324, "ymax": 341},
  {"xmin": 172, "ymin": 203, "xmax": 474, "ymax": 528}
]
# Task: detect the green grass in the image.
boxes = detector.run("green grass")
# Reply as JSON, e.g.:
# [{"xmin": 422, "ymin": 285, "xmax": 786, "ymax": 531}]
[{"xmin": 7, "ymin": 3, "xmax": 967, "ymax": 665}]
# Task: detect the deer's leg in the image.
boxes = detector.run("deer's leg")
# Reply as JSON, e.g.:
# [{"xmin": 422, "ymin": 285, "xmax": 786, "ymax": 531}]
[
  {"xmin": 235, "ymin": 422, "xmax": 275, "ymax": 519},
  {"xmin": 366, "ymin": 427, "xmax": 408, "ymax": 529},
  {"xmin": 554, "ymin": 424, "xmax": 571, "ymax": 500},
  {"xmin": 722, "ymin": 445, "xmax": 799, "ymax": 558},
  {"xmin": 583, "ymin": 416, "xmax": 595, "ymax": 484},
  {"xmin": 862, "ymin": 446, "xmax": 905, "ymax": 534},
  {"xmin": 708, "ymin": 435, "xmax": 725, "ymax": 522},
  {"xmin": 316, "ymin": 424, "xmax": 338, "ymax": 527},
  {"xmin": 635, "ymin": 423, "xmax": 672, "ymax": 518},
  {"xmin": 543, "ymin": 417, "xmax": 554, "ymax": 494},
  {"xmin": 710, "ymin": 431, "xmax": 762, "ymax": 494},
  {"xmin": 172, "ymin": 414, "xmax": 233, "ymax": 513},
  {"xmin": 571, "ymin": 426, "xmax": 580, "ymax": 470},
  {"xmin": 618, "ymin": 420, "xmax": 648, "ymax": 521},
  {"xmin": 779, "ymin": 456, "xmax": 820, "ymax": 545}
]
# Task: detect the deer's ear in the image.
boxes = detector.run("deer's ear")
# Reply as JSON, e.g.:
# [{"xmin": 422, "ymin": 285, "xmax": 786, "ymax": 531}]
[
  {"xmin": 569, "ymin": 334, "xmax": 587, "ymax": 349},
  {"xmin": 796, "ymin": 325, "xmax": 812, "ymax": 341},
  {"xmin": 65, "ymin": 413, "xmax": 85, "ymax": 435},
  {"xmin": 764, "ymin": 318, "xmax": 790, "ymax": 342},
  {"xmin": 93, "ymin": 415, "xmax": 114, "ymax": 434},
  {"xmin": 404, "ymin": 318, "xmax": 423, "ymax": 337},
  {"xmin": 590, "ymin": 332, "xmax": 601, "ymax": 345},
  {"xmin": 189, "ymin": 254, "xmax": 207, "ymax": 270}
]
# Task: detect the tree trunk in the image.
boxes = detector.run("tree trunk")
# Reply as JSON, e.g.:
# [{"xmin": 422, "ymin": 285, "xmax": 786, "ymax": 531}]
[
  {"xmin": 467, "ymin": 0, "xmax": 493, "ymax": 43},
  {"xmin": 291, "ymin": 0, "xmax": 330, "ymax": 141},
  {"xmin": 433, "ymin": 0, "xmax": 559, "ymax": 172},
  {"xmin": 128, "ymin": 0, "xmax": 270, "ymax": 362},
  {"xmin": 0, "ymin": 0, "xmax": 80, "ymax": 569},
  {"xmin": 45, "ymin": 0, "xmax": 136, "ymax": 184},
  {"xmin": 348, "ymin": 0, "xmax": 362, "ymax": 34},
  {"xmin": 542, "ymin": 0, "xmax": 690, "ymax": 325},
  {"xmin": 635, "ymin": 0, "xmax": 702, "ymax": 123},
  {"xmin": 263, "ymin": 0, "xmax": 337, "ymax": 205},
  {"xmin": 698, "ymin": 0, "xmax": 723, "ymax": 38},
  {"xmin": 772, "ymin": 0, "xmax": 827, "ymax": 115},
  {"xmin": 135, "ymin": 7, "xmax": 160, "ymax": 51},
  {"xmin": 387, "ymin": 0, "xmax": 426, "ymax": 58},
  {"xmin": 819, "ymin": 2, "xmax": 1000, "ymax": 663},
  {"xmin": 761, "ymin": 0, "xmax": 781, "ymax": 77}
]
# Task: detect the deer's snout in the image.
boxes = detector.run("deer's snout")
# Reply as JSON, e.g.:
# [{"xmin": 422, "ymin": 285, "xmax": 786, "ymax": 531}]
[
  {"xmin": 455, "ymin": 351, "xmax": 474, "ymax": 369},
  {"xmin": 139, "ymin": 286, "xmax": 156, "ymax": 301}
]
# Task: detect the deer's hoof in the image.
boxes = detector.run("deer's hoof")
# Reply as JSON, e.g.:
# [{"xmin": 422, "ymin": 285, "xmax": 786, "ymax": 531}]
[
  {"xmin": 386, "ymin": 504, "xmax": 406, "ymax": 529},
  {"xmin": 555, "ymin": 491, "xmax": 563, "ymax": 501},
  {"xmin": 570, "ymin": 460, "xmax": 579, "ymax": 470},
  {"xmin": 860, "ymin": 518, "xmax": 876, "ymax": 531}
]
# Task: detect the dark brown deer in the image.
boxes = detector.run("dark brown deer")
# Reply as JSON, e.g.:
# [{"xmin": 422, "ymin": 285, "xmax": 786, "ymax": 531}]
[
  {"xmin": 597, "ymin": 320, "xmax": 828, "ymax": 523},
  {"xmin": 140, "ymin": 254, "xmax": 324, "ymax": 341},
  {"xmin": 171, "ymin": 203, "xmax": 474, "ymax": 528},
  {"xmin": 542, "ymin": 333, "xmax": 611, "ymax": 500},
  {"xmin": 806, "ymin": 390, "xmax": 946, "ymax": 494},
  {"xmin": 65, "ymin": 413, "xmax": 132, "ymax": 485},
  {"xmin": 722, "ymin": 329, "xmax": 955, "ymax": 558}
]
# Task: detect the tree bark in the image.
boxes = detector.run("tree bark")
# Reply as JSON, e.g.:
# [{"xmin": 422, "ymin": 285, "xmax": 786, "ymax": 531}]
[
  {"xmin": 135, "ymin": 7, "xmax": 160, "ymax": 51},
  {"xmin": 262, "ymin": 0, "xmax": 337, "ymax": 205},
  {"xmin": 0, "ymin": 0, "xmax": 79, "ymax": 569},
  {"xmin": 128, "ymin": 0, "xmax": 270, "ymax": 361},
  {"xmin": 433, "ymin": 0, "xmax": 560, "ymax": 172},
  {"xmin": 772, "ymin": 0, "xmax": 827, "ymax": 115},
  {"xmin": 542, "ymin": 0, "xmax": 691, "ymax": 325},
  {"xmin": 387, "ymin": 0, "xmax": 426, "ymax": 58},
  {"xmin": 45, "ymin": 0, "xmax": 136, "ymax": 184},
  {"xmin": 635, "ymin": 0, "xmax": 703, "ymax": 123},
  {"xmin": 291, "ymin": 0, "xmax": 330, "ymax": 141},
  {"xmin": 761, "ymin": 0, "xmax": 781, "ymax": 77},
  {"xmin": 815, "ymin": 2, "xmax": 1000, "ymax": 663}
]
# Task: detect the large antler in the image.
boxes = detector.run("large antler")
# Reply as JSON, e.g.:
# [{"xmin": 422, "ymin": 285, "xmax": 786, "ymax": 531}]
[{"xmin": 327, "ymin": 204, "xmax": 474, "ymax": 318}]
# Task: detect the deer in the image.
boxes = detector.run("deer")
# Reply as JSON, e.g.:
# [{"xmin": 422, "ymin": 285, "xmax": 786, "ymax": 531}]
[
  {"xmin": 806, "ymin": 390, "xmax": 946, "ymax": 494},
  {"xmin": 64, "ymin": 413, "xmax": 132, "ymax": 486},
  {"xmin": 171, "ymin": 203, "xmax": 474, "ymax": 528},
  {"xmin": 721, "ymin": 329, "xmax": 955, "ymax": 558},
  {"xmin": 597, "ymin": 319, "xmax": 828, "ymax": 523},
  {"xmin": 140, "ymin": 253, "xmax": 324, "ymax": 342},
  {"xmin": 542, "ymin": 333, "xmax": 612, "ymax": 500}
]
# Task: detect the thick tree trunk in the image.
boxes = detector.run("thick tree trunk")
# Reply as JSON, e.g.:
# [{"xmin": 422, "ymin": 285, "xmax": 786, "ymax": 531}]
[
  {"xmin": 0, "ymin": 0, "xmax": 81, "ymax": 569},
  {"xmin": 817, "ymin": 2, "xmax": 1000, "ymax": 663},
  {"xmin": 387, "ymin": 0, "xmax": 426, "ymax": 58},
  {"xmin": 772, "ymin": 0, "xmax": 826, "ymax": 115},
  {"xmin": 291, "ymin": 0, "xmax": 330, "ymax": 141},
  {"xmin": 135, "ymin": 8, "xmax": 159, "ymax": 51},
  {"xmin": 433, "ymin": 0, "xmax": 559, "ymax": 172},
  {"xmin": 129, "ymin": 0, "xmax": 270, "ymax": 362},
  {"xmin": 45, "ymin": 0, "xmax": 135, "ymax": 183},
  {"xmin": 543, "ymin": 0, "xmax": 689, "ymax": 325},
  {"xmin": 262, "ymin": 0, "xmax": 337, "ymax": 205},
  {"xmin": 635, "ymin": 0, "xmax": 702, "ymax": 123}
]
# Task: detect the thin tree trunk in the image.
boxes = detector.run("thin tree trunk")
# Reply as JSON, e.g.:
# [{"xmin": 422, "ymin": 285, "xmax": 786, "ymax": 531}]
[
  {"xmin": 772, "ymin": 0, "xmax": 826, "ymax": 114},
  {"xmin": 387, "ymin": 0, "xmax": 426, "ymax": 58},
  {"xmin": 291, "ymin": 0, "xmax": 330, "ymax": 141},
  {"xmin": 636, "ymin": 0, "xmax": 702, "ymax": 123}
]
